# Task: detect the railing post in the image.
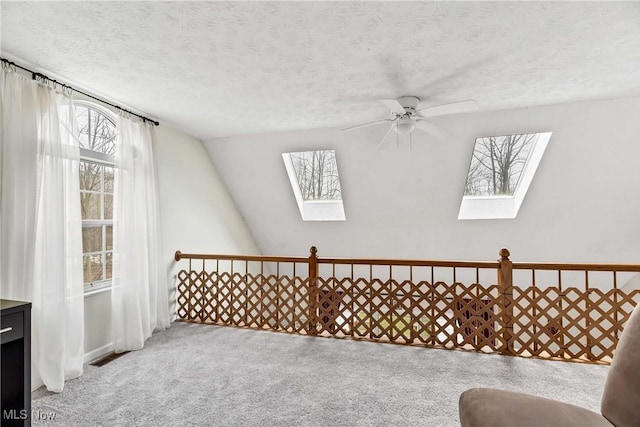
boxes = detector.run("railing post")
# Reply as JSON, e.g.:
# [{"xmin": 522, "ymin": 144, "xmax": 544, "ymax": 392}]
[
  {"xmin": 498, "ymin": 248, "xmax": 514, "ymax": 355},
  {"xmin": 308, "ymin": 246, "xmax": 319, "ymax": 336}
]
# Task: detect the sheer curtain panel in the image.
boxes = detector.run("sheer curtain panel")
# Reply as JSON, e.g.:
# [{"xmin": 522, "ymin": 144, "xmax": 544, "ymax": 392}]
[
  {"xmin": 112, "ymin": 114, "xmax": 169, "ymax": 352},
  {"xmin": 0, "ymin": 65, "xmax": 84, "ymax": 392},
  {"xmin": 0, "ymin": 63, "xmax": 38, "ymax": 302}
]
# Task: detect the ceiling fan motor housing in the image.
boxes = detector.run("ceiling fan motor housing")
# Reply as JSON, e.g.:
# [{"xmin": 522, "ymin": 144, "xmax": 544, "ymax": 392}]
[
  {"xmin": 397, "ymin": 96, "xmax": 420, "ymax": 113},
  {"xmin": 393, "ymin": 96, "xmax": 420, "ymax": 134}
]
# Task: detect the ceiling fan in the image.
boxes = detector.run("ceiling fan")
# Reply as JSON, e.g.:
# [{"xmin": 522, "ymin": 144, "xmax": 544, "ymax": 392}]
[{"xmin": 342, "ymin": 96, "xmax": 478, "ymax": 147}]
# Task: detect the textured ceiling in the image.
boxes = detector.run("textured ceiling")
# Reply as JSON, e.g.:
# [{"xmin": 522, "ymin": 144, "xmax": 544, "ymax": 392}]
[{"xmin": 2, "ymin": 1, "xmax": 639, "ymax": 139}]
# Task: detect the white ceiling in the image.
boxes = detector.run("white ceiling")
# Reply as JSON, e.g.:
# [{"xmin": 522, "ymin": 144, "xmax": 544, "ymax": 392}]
[{"xmin": 2, "ymin": 2, "xmax": 639, "ymax": 140}]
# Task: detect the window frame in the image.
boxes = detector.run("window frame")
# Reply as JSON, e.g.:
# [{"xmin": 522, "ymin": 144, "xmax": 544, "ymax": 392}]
[
  {"xmin": 75, "ymin": 101, "xmax": 117, "ymax": 293},
  {"xmin": 458, "ymin": 132, "xmax": 552, "ymax": 220},
  {"xmin": 282, "ymin": 149, "xmax": 346, "ymax": 221}
]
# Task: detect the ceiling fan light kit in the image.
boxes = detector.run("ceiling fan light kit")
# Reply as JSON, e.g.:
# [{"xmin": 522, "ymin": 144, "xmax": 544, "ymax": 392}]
[
  {"xmin": 343, "ymin": 96, "xmax": 479, "ymax": 147},
  {"xmin": 395, "ymin": 116, "xmax": 416, "ymax": 135}
]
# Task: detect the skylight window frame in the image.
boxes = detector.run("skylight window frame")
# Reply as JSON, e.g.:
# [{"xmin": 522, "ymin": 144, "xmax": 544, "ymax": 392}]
[
  {"xmin": 458, "ymin": 131, "xmax": 552, "ymax": 220},
  {"xmin": 282, "ymin": 149, "xmax": 346, "ymax": 221}
]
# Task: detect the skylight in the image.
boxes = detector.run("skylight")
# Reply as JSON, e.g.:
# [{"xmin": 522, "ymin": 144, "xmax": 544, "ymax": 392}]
[
  {"xmin": 458, "ymin": 132, "xmax": 552, "ymax": 220},
  {"xmin": 282, "ymin": 149, "xmax": 346, "ymax": 221}
]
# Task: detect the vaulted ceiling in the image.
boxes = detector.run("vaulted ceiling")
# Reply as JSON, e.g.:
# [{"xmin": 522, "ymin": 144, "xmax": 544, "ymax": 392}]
[
  {"xmin": 3, "ymin": 2, "xmax": 640, "ymax": 263},
  {"xmin": 2, "ymin": 2, "xmax": 639, "ymax": 140}
]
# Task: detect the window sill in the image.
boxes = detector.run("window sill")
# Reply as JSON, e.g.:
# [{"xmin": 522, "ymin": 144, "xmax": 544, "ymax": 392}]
[{"xmin": 84, "ymin": 282, "xmax": 112, "ymax": 297}]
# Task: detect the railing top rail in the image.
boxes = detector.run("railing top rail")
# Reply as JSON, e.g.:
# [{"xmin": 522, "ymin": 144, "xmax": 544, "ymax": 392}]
[
  {"xmin": 174, "ymin": 251, "xmax": 308, "ymax": 263},
  {"xmin": 175, "ymin": 251, "xmax": 500, "ymax": 269},
  {"xmin": 318, "ymin": 257, "xmax": 500, "ymax": 268},
  {"xmin": 175, "ymin": 250, "xmax": 640, "ymax": 272},
  {"xmin": 512, "ymin": 262, "xmax": 640, "ymax": 272}
]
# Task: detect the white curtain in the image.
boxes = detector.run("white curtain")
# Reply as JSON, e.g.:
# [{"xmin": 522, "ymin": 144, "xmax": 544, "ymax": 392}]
[
  {"xmin": 0, "ymin": 63, "xmax": 38, "ymax": 302},
  {"xmin": 0, "ymin": 64, "xmax": 84, "ymax": 392},
  {"xmin": 112, "ymin": 113, "xmax": 169, "ymax": 352}
]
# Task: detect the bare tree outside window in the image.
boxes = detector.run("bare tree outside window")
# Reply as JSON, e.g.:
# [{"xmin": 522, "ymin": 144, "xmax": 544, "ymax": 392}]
[
  {"xmin": 464, "ymin": 133, "xmax": 538, "ymax": 196},
  {"xmin": 289, "ymin": 150, "xmax": 342, "ymax": 200},
  {"xmin": 76, "ymin": 106, "xmax": 117, "ymax": 155}
]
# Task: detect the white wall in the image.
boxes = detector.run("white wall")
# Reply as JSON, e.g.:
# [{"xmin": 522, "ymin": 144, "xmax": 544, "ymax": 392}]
[
  {"xmin": 154, "ymin": 124, "xmax": 262, "ymax": 302},
  {"xmin": 204, "ymin": 96, "xmax": 640, "ymax": 265},
  {"xmin": 83, "ymin": 289, "xmax": 113, "ymax": 363},
  {"xmin": 83, "ymin": 124, "xmax": 261, "ymax": 361}
]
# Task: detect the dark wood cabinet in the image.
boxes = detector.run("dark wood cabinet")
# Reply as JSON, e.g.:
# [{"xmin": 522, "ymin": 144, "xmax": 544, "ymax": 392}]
[{"xmin": 1, "ymin": 299, "xmax": 31, "ymax": 426}]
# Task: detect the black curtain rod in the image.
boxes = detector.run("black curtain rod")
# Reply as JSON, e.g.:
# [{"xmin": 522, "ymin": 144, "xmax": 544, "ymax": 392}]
[{"xmin": 1, "ymin": 57, "xmax": 159, "ymax": 126}]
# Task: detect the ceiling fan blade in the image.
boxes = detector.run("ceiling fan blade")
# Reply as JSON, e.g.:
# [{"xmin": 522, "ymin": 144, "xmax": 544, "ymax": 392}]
[
  {"xmin": 417, "ymin": 100, "xmax": 478, "ymax": 118},
  {"xmin": 342, "ymin": 119, "xmax": 394, "ymax": 132},
  {"xmin": 415, "ymin": 119, "xmax": 450, "ymax": 139},
  {"xmin": 376, "ymin": 124, "xmax": 396, "ymax": 149},
  {"xmin": 379, "ymin": 98, "xmax": 406, "ymax": 115}
]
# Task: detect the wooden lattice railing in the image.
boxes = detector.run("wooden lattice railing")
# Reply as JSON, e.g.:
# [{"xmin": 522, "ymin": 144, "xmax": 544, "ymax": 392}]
[{"xmin": 174, "ymin": 247, "xmax": 640, "ymax": 364}]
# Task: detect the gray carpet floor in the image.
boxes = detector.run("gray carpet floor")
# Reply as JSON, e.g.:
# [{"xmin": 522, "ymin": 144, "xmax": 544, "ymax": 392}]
[{"xmin": 32, "ymin": 322, "xmax": 609, "ymax": 427}]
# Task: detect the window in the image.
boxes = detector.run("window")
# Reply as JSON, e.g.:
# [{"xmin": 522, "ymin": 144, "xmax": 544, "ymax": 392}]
[
  {"xmin": 458, "ymin": 132, "xmax": 552, "ymax": 220},
  {"xmin": 75, "ymin": 103, "xmax": 117, "ymax": 292},
  {"xmin": 282, "ymin": 149, "xmax": 346, "ymax": 221}
]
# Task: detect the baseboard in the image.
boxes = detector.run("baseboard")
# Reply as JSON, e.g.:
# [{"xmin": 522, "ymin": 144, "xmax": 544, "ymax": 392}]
[{"xmin": 84, "ymin": 343, "xmax": 114, "ymax": 364}]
